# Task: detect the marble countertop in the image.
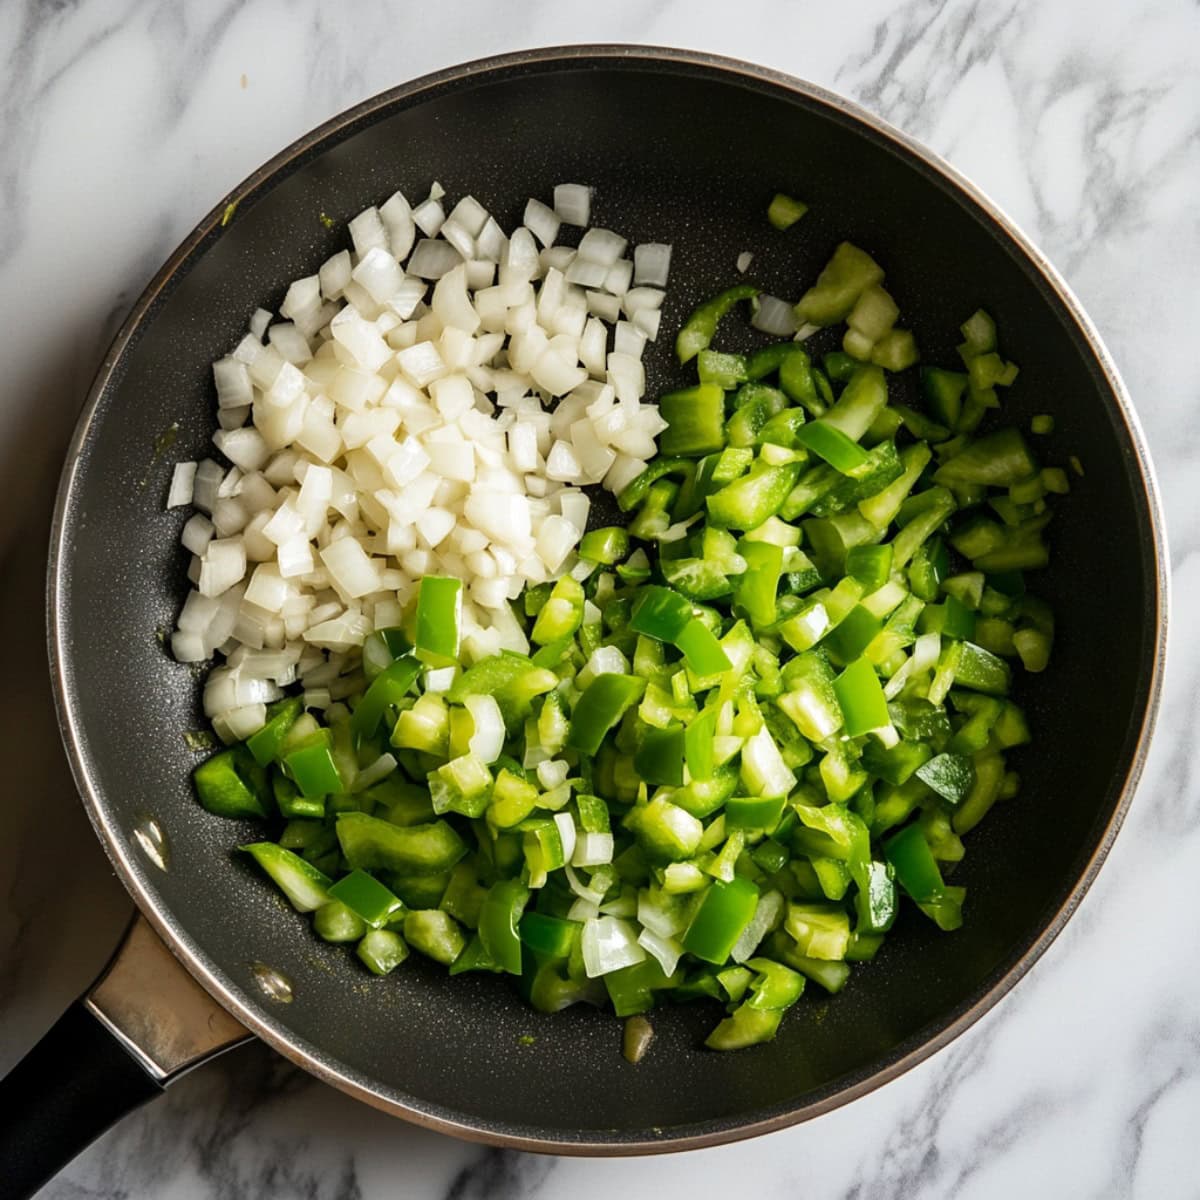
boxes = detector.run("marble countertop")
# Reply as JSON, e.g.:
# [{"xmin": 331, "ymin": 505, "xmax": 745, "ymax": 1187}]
[{"xmin": 1, "ymin": 1, "xmax": 1196, "ymax": 1196}]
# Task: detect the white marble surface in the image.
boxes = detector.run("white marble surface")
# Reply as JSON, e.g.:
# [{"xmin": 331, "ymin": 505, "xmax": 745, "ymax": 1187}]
[{"xmin": 1, "ymin": 0, "xmax": 1197, "ymax": 1196}]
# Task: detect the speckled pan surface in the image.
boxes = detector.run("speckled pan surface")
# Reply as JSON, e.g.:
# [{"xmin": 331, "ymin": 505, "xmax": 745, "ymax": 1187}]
[{"xmin": 47, "ymin": 47, "xmax": 1166, "ymax": 1152}]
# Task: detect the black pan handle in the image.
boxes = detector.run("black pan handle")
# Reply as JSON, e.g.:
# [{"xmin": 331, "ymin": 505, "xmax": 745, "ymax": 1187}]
[{"xmin": 0, "ymin": 914, "xmax": 250, "ymax": 1199}]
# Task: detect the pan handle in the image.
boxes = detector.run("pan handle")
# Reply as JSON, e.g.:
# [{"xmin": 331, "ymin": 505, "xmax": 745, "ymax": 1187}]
[{"xmin": 0, "ymin": 913, "xmax": 250, "ymax": 1199}]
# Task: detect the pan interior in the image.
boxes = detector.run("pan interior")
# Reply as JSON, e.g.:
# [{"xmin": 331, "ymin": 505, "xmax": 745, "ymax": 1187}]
[{"xmin": 53, "ymin": 54, "xmax": 1160, "ymax": 1147}]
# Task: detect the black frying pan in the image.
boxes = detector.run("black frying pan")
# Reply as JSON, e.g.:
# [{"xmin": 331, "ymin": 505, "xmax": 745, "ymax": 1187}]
[{"xmin": 0, "ymin": 46, "xmax": 1167, "ymax": 1197}]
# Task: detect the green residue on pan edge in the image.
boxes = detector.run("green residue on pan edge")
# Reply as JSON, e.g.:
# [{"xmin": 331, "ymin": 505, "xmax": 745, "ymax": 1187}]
[
  {"xmin": 221, "ymin": 200, "xmax": 239, "ymax": 227},
  {"xmin": 183, "ymin": 729, "xmax": 218, "ymax": 752},
  {"xmin": 139, "ymin": 422, "xmax": 180, "ymax": 490}
]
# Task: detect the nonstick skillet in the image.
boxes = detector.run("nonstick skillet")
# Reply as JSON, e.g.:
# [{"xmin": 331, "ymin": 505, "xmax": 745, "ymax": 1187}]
[{"xmin": 0, "ymin": 45, "xmax": 1167, "ymax": 1199}]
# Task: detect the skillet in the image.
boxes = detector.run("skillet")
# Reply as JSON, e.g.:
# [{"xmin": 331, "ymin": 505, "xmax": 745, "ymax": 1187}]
[{"xmin": 0, "ymin": 45, "xmax": 1167, "ymax": 1198}]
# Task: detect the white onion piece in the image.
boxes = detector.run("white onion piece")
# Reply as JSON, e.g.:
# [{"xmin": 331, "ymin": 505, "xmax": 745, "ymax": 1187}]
[
  {"xmin": 736, "ymin": 250, "xmax": 754, "ymax": 273},
  {"xmin": 731, "ymin": 890, "xmax": 785, "ymax": 963},
  {"xmin": 633, "ymin": 243, "xmax": 672, "ymax": 287},
  {"xmin": 523, "ymin": 198, "xmax": 560, "ymax": 247},
  {"xmin": 637, "ymin": 929, "xmax": 683, "ymax": 976},
  {"xmin": 577, "ymin": 228, "xmax": 627, "ymax": 266},
  {"xmin": 581, "ymin": 917, "xmax": 645, "ymax": 978},
  {"xmin": 412, "ymin": 197, "xmax": 445, "ymax": 237},
  {"xmin": 553, "ymin": 183, "xmax": 592, "ymax": 226},
  {"xmin": 167, "ymin": 462, "xmax": 196, "ymax": 508},
  {"xmin": 752, "ymin": 294, "xmax": 800, "ymax": 336},
  {"xmin": 572, "ymin": 832, "xmax": 614, "ymax": 868},
  {"xmin": 553, "ymin": 813, "xmax": 578, "ymax": 867},
  {"xmin": 465, "ymin": 694, "xmax": 505, "ymax": 763},
  {"xmin": 379, "ymin": 190, "xmax": 415, "ymax": 260},
  {"xmin": 407, "ymin": 238, "xmax": 462, "ymax": 280}
]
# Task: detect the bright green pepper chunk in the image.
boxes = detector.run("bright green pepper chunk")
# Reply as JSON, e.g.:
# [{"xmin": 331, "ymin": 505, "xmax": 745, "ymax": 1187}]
[
  {"xmin": 579, "ymin": 527, "xmax": 630, "ymax": 565},
  {"xmin": 634, "ymin": 724, "xmax": 686, "ymax": 787},
  {"xmin": 328, "ymin": 869, "xmax": 404, "ymax": 929},
  {"xmin": 629, "ymin": 585, "xmax": 693, "ymax": 642},
  {"xmin": 336, "ymin": 813, "xmax": 467, "ymax": 874},
  {"xmin": 246, "ymin": 698, "xmax": 303, "ymax": 767},
  {"xmin": 530, "ymin": 575, "xmax": 585, "ymax": 645},
  {"xmin": 794, "ymin": 421, "xmax": 871, "ymax": 474},
  {"xmin": 568, "ymin": 674, "xmax": 647, "ymax": 756},
  {"xmin": 415, "ymin": 576, "xmax": 462, "ymax": 661},
  {"xmin": 194, "ymin": 747, "xmax": 270, "ymax": 819},
  {"xmin": 660, "ymin": 383, "xmax": 727, "ymax": 456},
  {"xmin": 676, "ymin": 284, "xmax": 759, "ymax": 364},
  {"xmin": 351, "ymin": 654, "xmax": 421, "ymax": 741},
  {"xmin": 282, "ymin": 730, "xmax": 343, "ymax": 800},
  {"xmin": 478, "ymin": 878, "xmax": 530, "ymax": 975},
  {"xmin": 682, "ymin": 877, "xmax": 760, "ymax": 964},
  {"xmin": 832, "ymin": 658, "xmax": 889, "ymax": 737},
  {"xmin": 675, "ymin": 618, "xmax": 732, "ymax": 677}
]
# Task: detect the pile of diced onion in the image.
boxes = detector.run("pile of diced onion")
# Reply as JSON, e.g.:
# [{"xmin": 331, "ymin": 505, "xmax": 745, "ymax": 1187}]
[{"xmin": 167, "ymin": 183, "xmax": 672, "ymax": 742}]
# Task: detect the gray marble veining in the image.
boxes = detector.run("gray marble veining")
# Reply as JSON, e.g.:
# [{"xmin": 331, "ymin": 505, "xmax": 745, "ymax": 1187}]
[{"xmin": 1, "ymin": 0, "xmax": 1197, "ymax": 1196}]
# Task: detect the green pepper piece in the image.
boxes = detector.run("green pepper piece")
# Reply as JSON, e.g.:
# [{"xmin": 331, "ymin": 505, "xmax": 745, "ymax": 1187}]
[
  {"xmin": 314, "ymin": 899, "xmax": 366, "ymax": 943},
  {"xmin": 246, "ymin": 697, "xmax": 303, "ymax": 767},
  {"xmin": 823, "ymin": 606, "xmax": 884, "ymax": 666},
  {"xmin": 953, "ymin": 641, "xmax": 1012, "ymax": 695},
  {"xmin": 336, "ymin": 812, "xmax": 467, "ymax": 874},
  {"xmin": 568, "ymin": 674, "xmax": 647, "ymax": 755},
  {"xmin": 853, "ymin": 860, "xmax": 898, "ymax": 934},
  {"xmin": 605, "ymin": 958, "xmax": 678, "ymax": 1018},
  {"xmin": 194, "ymin": 747, "xmax": 270, "ymax": 819},
  {"xmin": 351, "ymin": 654, "xmax": 421, "ymax": 741},
  {"xmin": 660, "ymin": 383, "xmax": 727, "ymax": 456},
  {"xmin": 707, "ymin": 461, "xmax": 802, "ymax": 530},
  {"xmin": 745, "ymin": 343, "xmax": 795, "ymax": 381},
  {"xmin": 356, "ymin": 928, "xmax": 409, "ymax": 975},
  {"xmin": 725, "ymin": 794, "xmax": 787, "ymax": 831},
  {"xmin": 821, "ymin": 365, "xmax": 888, "ymax": 441},
  {"xmin": 414, "ymin": 576, "xmax": 462, "ymax": 661},
  {"xmin": 768, "ymin": 193, "xmax": 808, "ymax": 230},
  {"xmin": 844, "ymin": 544, "xmax": 892, "ymax": 592},
  {"xmin": 449, "ymin": 933, "xmax": 504, "ymax": 975},
  {"xmin": 629, "ymin": 585, "xmax": 694, "ymax": 642},
  {"xmin": 519, "ymin": 911, "xmax": 579, "ymax": 959},
  {"xmin": 239, "ymin": 842, "xmax": 332, "ymax": 911},
  {"xmin": 922, "ymin": 366, "xmax": 967, "ymax": 428},
  {"xmin": 282, "ymin": 730, "xmax": 343, "ymax": 800},
  {"xmin": 733, "ymin": 540, "xmax": 784, "ymax": 630},
  {"xmin": 403, "ymin": 909, "xmax": 466, "ymax": 964},
  {"xmin": 448, "ymin": 654, "xmax": 558, "ymax": 730},
  {"xmin": 832, "ymin": 658, "xmax": 889, "ymax": 737},
  {"xmin": 675, "ymin": 618, "xmax": 732, "ymax": 677},
  {"xmin": 531, "ymin": 575, "xmax": 585, "ymax": 645},
  {"xmin": 907, "ymin": 535, "xmax": 950, "ymax": 602},
  {"xmin": 628, "ymin": 796, "xmax": 704, "ymax": 863},
  {"xmin": 676, "ymin": 284, "xmax": 759, "ymax": 363},
  {"xmin": 579, "ymin": 527, "xmax": 630, "ymax": 565},
  {"xmin": 795, "ymin": 421, "xmax": 871, "ymax": 474},
  {"xmin": 697, "ymin": 349, "xmax": 749, "ymax": 390},
  {"xmin": 783, "ymin": 903, "xmax": 851, "ymax": 960},
  {"xmin": 794, "ymin": 243, "xmax": 885, "ymax": 326},
  {"xmin": 883, "ymin": 822, "xmax": 945, "ymax": 902},
  {"xmin": 704, "ymin": 1002, "xmax": 784, "ymax": 1050},
  {"xmin": 328, "ymin": 868, "xmax": 404, "ymax": 929},
  {"xmin": 682, "ymin": 877, "xmax": 760, "ymax": 964},
  {"xmin": 634, "ymin": 724, "xmax": 687, "ymax": 787},
  {"xmin": 478, "ymin": 878, "xmax": 530, "ymax": 975},
  {"xmin": 915, "ymin": 752, "xmax": 976, "ymax": 806},
  {"xmin": 934, "ymin": 428, "xmax": 1038, "ymax": 488},
  {"xmin": 861, "ymin": 739, "xmax": 932, "ymax": 785}
]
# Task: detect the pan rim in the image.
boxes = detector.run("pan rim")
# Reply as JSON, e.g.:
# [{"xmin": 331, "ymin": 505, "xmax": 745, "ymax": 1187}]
[{"xmin": 45, "ymin": 43, "xmax": 1170, "ymax": 1154}]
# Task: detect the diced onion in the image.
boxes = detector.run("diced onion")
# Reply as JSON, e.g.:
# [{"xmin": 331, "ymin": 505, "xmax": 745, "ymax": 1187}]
[{"xmin": 581, "ymin": 917, "xmax": 646, "ymax": 978}]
